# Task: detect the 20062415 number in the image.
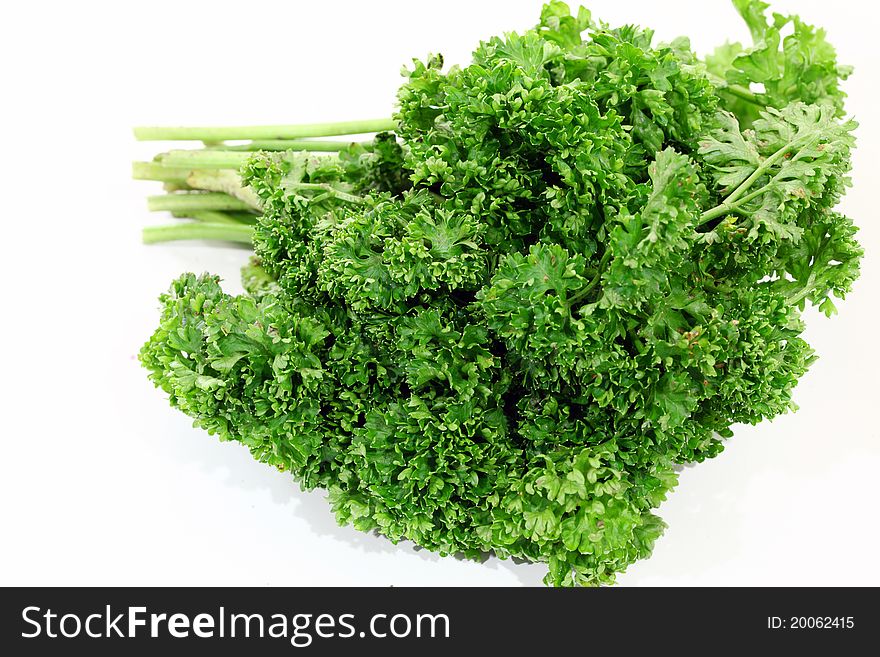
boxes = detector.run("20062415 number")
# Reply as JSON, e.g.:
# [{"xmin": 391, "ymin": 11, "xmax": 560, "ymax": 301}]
[{"xmin": 768, "ymin": 616, "xmax": 855, "ymax": 629}]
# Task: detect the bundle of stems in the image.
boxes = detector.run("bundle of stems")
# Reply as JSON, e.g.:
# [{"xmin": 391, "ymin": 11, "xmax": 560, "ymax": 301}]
[{"xmin": 132, "ymin": 118, "xmax": 396, "ymax": 245}]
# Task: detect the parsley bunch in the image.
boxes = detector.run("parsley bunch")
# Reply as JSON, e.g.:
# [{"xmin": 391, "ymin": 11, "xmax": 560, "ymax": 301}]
[{"xmin": 135, "ymin": 0, "xmax": 862, "ymax": 585}]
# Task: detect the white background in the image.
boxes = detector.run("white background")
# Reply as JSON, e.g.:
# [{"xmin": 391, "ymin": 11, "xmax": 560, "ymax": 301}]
[{"xmin": 1, "ymin": 0, "xmax": 877, "ymax": 587}]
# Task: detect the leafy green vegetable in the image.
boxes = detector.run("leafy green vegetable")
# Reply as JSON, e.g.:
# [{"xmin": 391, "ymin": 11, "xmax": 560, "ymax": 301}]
[
  {"xmin": 135, "ymin": 1, "xmax": 862, "ymax": 586},
  {"xmin": 705, "ymin": 0, "xmax": 851, "ymax": 124}
]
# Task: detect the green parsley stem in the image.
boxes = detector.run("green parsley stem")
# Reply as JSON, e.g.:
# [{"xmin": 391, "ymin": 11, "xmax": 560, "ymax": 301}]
[
  {"xmin": 216, "ymin": 139, "xmax": 367, "ymax": 152},
  {"xmin": 133, "ymin": 118, "xmax": 397, "ymax": 141},
  {"xmin": 147, "ymin": 192, "xmax": 254, "ymax": 213},
  {"xmin": 570, "ymin": 250, "xmax": 613, "ymax": 305},
  {"xmin": 785, "ymin": 280, "xmax": 815, "ymax": 306},
  {"xmin": 705, "ymin": 74, "xmax": 765, "ymax": 106},
  {"xmin": 699, "ymin": 135, "xmax": 809, "ymax": 225},
  {"xmin": 282, "ymin": 182, "xmax": 363, "ymax": 204},
  {"xmin": 169, "ymin": 210, "xmax": 254, "ymax": 225},
  {"xmin": 158, "ymin": 150, "xmax": 252, "ymax": 170},
  {"xmin": 132, "ymin": 161, "xmax": 190, "ymax": 184},
  {"xmin": 142, "ymin": 222, "xmax": 254, "ymax": 245},
  {"xmin": 183, "ymin": 170, "xmax": 262, "ymax": 209},
  {"xmin": 699, "ymin": 186, "xmax": 772, "ymax": 224}
]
